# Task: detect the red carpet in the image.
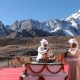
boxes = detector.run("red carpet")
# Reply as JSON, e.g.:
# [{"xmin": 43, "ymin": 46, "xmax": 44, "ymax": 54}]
[
  {"xmin": 64, "ymin": 64, "xmax": 69, "ymax": 74},
  {"xmin": 0, "ymin": 65, "xmax": 68, "ymax": 80},
  {"xmin": 0, "ymin": 67, "xmax": 25, "ymax": 80}
]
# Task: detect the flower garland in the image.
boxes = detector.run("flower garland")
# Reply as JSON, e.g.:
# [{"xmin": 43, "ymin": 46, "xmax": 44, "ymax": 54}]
[
  {"xmin": 28, "ymin": 64, "xmax": 45, "ymax": 73},
  {"xmin": 65, "ymin": 75, "xmax": 69, "ymax": 80},
  {"xmin": 38, "ymin": 75, "xmax": 45, "ymax": 80},
  {"xmin": 28, "ymin": 64, "xmax": 63, "ymax": 74},
  {"xmin": 46, "ymin": 65, "xmax": 63, "ymax": 74}
]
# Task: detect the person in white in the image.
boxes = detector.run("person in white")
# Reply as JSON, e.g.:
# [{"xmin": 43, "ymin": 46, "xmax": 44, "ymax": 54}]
[
  {"xmin": 65, "ymin": 38, "xmax": 80, "ymax": 80},
  {"xmin": 36, "ymin": 39, "xmax": 53, "ymax": 62},
  {"xmin": 68, "ymin": 38, "xmax": 79, "ymax": 56}
]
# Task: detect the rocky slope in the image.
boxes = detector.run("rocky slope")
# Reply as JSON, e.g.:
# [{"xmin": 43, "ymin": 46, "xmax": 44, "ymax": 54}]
[{"xmin": 0, "ymin": 10, "xmax": 80, "ymax": 37}]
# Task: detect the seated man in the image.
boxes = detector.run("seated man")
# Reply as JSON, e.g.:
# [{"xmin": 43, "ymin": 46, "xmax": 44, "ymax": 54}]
[{"xmin": 36, "ymin": 39, "xmax": 55, "ymax": 63}]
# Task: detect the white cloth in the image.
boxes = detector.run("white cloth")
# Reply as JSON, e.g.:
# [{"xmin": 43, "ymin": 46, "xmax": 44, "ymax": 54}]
[
  {"xmin": 68, "ymin": 48, "xmax": 78, "ymax": 55},
  {"xmin": 40, "ymin": 39, "xmax": 48, "ymax": 46},
  {"xmin": 36, "ymin": 46, "xmax": 53, "ymax": 61},
  {"xmin": 36, "ymin": 39, "xmax": 53, "ymax": 61},
  {"xmin": 36, "ymin": 46, "xmax": 48, "ymax": 61},
  {"xmin": 68, "ymin": 38, "xmax": 78, "ymax": 44},
  {"xmin": 68, "ymin": 38, "xmax": 79, "ymax": 55}
]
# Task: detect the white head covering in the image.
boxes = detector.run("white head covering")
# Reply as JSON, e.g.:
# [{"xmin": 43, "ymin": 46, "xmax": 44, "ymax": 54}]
[
  {"xmin": 40, "ymin": 39, "xmax": 48, "ymax": 46},
  {"xmin": 68, "ymin": 38, "xmax": 79, "ymax": 55},
  {"xmin": 68, "ymin": 38, "xmax": 78, "ymax": 44}
]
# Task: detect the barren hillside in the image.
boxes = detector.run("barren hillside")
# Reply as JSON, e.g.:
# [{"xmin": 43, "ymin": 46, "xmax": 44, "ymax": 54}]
[{"xmin": 0, "ymin": 36, "xmax": 80, "ymax": 57}]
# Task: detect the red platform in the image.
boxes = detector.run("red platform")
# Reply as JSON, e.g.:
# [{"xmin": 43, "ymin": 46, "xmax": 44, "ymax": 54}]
[
  {"xmin": 0, "ymin": 67, "xmax": 25, "ymax": 80},
  {"xmin": 0, "ymin": 64, "xmax": 68, "ymax": 80}
]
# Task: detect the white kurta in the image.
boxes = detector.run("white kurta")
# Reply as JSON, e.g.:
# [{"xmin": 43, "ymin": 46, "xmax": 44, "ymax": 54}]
[
  {"xmin": 36, "ymin": 46, "xmax": 53, "ymax": 61},
  {"xmin": 36, "ymin": 46, "xmax": 48, "ymax": 61}
]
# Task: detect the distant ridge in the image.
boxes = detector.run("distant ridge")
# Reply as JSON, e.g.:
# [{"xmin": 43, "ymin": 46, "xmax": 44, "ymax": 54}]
[{"xmin": 0, "ymin": 10, "xmax": 80, "ymax": 38}]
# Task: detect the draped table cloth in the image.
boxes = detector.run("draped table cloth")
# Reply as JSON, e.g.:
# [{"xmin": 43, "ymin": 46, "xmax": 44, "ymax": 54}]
[{"xmin": 20, "ymin": 62, "xmax": 68, "ymax": 80}]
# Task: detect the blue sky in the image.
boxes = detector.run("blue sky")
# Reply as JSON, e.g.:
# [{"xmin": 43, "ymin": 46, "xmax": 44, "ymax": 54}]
[{"xmin": 0, "ymin": 0, "xmax": 80, "ymax": 25}]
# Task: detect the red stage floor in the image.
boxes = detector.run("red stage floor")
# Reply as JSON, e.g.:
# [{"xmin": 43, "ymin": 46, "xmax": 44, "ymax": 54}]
[
  {"xmin": 0, "ymin": 65, "xmax": 68, "ymax": 80},
  {"xmin": 0, "ymin": 67, "xmax": 25, "ymax": 80}
]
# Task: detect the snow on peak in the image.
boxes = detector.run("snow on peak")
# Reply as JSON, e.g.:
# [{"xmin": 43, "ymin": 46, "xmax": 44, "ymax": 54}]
[
  {"xmin": 66, "ymin": 9, "xmax": 80, "ymax": 21},
  {"xmin": 51, "ymin": 27, "xmax": 61, "ymax": 32},
  {"xmin": 66, "ymin": 9, "xmax": 80, "ymax": 29},
  {"xmin": 64, "ymin": 29, "xmax": 75, "ymax": 37}
]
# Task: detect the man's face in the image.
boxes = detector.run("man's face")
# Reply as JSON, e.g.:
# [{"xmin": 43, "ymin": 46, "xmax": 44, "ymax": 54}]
[
  {"xmin": 70, "ymin": 43, "xmax": 77, "ymax": 48},
  {"xmin": 43, "ymin": 44, "xmax": 48, "ymax": 47}
]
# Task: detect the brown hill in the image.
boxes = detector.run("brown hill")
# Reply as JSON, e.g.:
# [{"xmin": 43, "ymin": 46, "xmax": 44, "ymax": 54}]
[{"xmin": 0, "ymin": 36, "xmax": 80, "ymax": 57}]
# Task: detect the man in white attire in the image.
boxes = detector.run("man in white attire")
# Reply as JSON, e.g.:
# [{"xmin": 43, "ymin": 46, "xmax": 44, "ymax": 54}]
[
  {"xmin": 64, "ymin": 38, "xmax": 80, "ymax": 80},
  {"xmin": 36, "ymin": 39, "xmax": 54, "ymax": 63}
]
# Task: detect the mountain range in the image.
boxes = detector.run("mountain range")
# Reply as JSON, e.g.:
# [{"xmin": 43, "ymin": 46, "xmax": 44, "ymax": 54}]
[{"xmin": 0, "ymin": 10, "xmax": 80, "ymax": 38}]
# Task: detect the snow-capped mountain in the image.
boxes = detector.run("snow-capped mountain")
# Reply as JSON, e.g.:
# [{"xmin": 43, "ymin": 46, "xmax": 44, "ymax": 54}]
[
  {"xmin": 0, "ymin": 10, "xmax": 80, "ymax": 38},
  {"xmin": 66, "ymin": 9, "xmax": 80, "ymax": 35},
  {"xmin": 66, "ymin": 10, "xmax": 80, "ymax": 29}
]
